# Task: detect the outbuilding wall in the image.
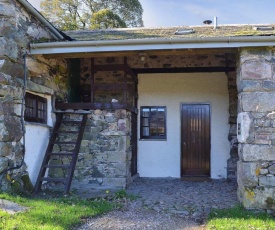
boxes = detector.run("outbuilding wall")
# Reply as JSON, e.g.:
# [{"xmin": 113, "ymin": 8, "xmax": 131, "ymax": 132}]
[
  {"xmin": 138, "ymin": 72, "xmax": 230, "ymax": 178},
  {"xmin": 237, "ymin": 47, "xmax": 275, "ymax": 210},
  {"xmin": 0, "ymin": 0, "xmax": 67, "ymax": 192}
]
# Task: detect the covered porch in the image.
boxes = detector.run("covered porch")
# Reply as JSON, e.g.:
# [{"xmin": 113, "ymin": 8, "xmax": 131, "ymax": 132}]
[
  {"xmin": 31, "ymin": 43, "xmax": 238, "ymax": 191},
  {"xmin": 28, "ymin": 25, "xmax": 275, "ymax": 211}
]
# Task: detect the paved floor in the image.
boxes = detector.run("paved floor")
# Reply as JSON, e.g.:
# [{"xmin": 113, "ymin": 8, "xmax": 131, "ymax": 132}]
[
  {"xmin": 127, "ymin": 178, "xmax": 238, "ymax": 218},
  {"xmin": 77, "ymin": 178, "xmax": 239, "ymax": 229}
]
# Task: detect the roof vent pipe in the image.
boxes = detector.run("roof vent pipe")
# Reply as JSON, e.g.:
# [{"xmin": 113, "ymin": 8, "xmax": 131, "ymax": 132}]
[{"xmin": 214, "ymin": 16, "xmax": 218, "ymax": 29}]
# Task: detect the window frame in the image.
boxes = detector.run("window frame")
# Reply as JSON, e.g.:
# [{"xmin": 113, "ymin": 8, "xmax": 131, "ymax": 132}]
[
  {"xmin": 24, "ymin": 92, "xmax": 47, "ymax": 124},
  {"xmin": 140, "ymin": 106, "xmax": 167, "ymax": 140}
]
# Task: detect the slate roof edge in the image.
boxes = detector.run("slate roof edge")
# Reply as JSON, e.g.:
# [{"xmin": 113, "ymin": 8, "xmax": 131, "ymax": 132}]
[
  {"xmin": 65, "ymin": 23, "xmax": 274, "ymax": 32},
  {"xmin": 17, "ymin": 0, "xmax": 66, "ymax": 40}
]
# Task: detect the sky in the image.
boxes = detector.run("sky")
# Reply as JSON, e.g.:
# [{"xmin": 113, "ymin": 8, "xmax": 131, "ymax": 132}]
[{"xmin": 28, "ymin": 0, "xmax": 275, "ymax": 27}]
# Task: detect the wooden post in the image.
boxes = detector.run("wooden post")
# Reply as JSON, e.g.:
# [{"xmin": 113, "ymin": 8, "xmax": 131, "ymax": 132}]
[
  {"xmin": 123, "ymin": 57, "xmax": 128, "ymax": 104},
  {"xmin": 90, "ymin": 58, "xmax": 95, "ymax": 103}
]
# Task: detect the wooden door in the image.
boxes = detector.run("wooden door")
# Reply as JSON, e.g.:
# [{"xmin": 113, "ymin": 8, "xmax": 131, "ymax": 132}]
[{"xmin": 181, "ymin": 104, "xmax": 210, "ymax": 177}]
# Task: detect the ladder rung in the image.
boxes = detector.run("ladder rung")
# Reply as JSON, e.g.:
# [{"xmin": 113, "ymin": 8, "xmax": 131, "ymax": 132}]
[
  {"xmin": 61, "ymin": 120, "xmax": 82, "ymax": 124},
  {"xmin": 35, "ymin": 113, "xmax": 87, "ymax": 195},
  {"xmin": 44, "ymin": 165, "xmax": 71, "ymax": 169},
  {"xmin": 53, "ymin": 141, "xmax": 76, "ymax": 145},
  {"xmin": 40, "ymin": 177, "xmax": 66, "ymax": 182},
  {"xmin": 56, "ymin": 131, "xmax": 79, "ymax": 134},
  {"xmin": 49, "ymin": 152, "xmax": 74, "ymax": 156}
]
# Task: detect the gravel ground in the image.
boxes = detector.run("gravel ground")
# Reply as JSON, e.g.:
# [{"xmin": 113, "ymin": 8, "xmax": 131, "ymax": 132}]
[
  {"xmin": 76, "ymin": 178, "xmax": 238, "ymax": 230},
  {"xmin": 77, "ymin": 202, "xmax": 205, "ymax": 230}
]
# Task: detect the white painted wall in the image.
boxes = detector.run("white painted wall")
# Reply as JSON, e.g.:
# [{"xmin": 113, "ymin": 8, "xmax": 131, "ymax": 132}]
[
  {"xmin": 25, "ymin": 124, "xmax": 50, "ymax": 184},
  {"xmin": 24, "ymin": 93, "xmax": 53, "ymax": 185},
  {"xmin": 138, "ymin": 73, "xmax": 230, "ymax": 179}
]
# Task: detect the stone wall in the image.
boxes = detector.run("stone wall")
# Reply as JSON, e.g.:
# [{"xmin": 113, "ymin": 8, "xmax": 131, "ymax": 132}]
[
  {"xmin": 237, "ymin": 48, "xmax": 275, "ymax": 210},
  {"xmin": 49, "ymin": 109, "xmax": 132, "ymax": 190},
  {"xmin": 0, "ymin": 0, "xmax": 67, "ymax": 193}
]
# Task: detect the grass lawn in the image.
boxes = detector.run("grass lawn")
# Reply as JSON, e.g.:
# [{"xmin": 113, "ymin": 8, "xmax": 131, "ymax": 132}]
[
  {"xmin": 207, "ymin": 205, "xmax": 275, "ymax": 230},
  {"xmin": 0, "ymin": 193, "xmax": 114, "ymax": 230}
]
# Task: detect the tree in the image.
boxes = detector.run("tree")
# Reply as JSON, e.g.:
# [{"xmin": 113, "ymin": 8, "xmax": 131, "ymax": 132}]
[
  {"xmin": 40, "ymin": 0, "xmax": 143, "ymax": 30},
  {"xmin": 90, "ymin": 9, "xmax": 126, "ymax": 29}
]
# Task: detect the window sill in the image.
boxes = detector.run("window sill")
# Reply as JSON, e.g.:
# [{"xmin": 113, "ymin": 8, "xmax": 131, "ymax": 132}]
[{"xmin": 25, "ymin": 121, "xmax": 52, "ymax": 129}]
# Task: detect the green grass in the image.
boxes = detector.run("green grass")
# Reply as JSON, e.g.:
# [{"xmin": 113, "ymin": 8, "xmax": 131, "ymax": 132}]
[
  {"xmin": 207, "ymin": 205, "xmax": 275, "ymax": 230},
  {"xmin": 0, "ymin": 193, "xmax": 113, "ymax": 230}
]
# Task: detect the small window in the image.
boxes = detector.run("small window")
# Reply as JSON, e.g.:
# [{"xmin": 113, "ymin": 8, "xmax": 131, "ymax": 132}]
[
  {"xmin": 24, "ymin": 92, "xmax": 47, "ymax": 124},
  {"xmin": 140, "ymin": 106, "xmax": 166, "ymax": 140}
]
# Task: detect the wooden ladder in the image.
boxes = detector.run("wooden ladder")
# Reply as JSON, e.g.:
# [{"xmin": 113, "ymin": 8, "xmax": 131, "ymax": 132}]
[{"xmin": 34, "ymin": 112, "xmax": 88, "ymax": 195}]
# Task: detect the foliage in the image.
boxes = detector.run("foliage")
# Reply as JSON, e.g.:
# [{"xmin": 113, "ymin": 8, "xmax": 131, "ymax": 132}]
[
  {"xmin": 40, "ymin": 0, "xmax": 143, "ymax": 30},
  {"xmin": 0, "ymin": 193, "xmax": 113, "ymax": 230},
  {"xmin": 114, "ymin": 189, "xmax": 138, "ymax": 201},
  {"xmin": 90, "ymin": 9, "xmax": 126, "ymax": 29},
  {"xmin": 207, "ymin": 205, "xmax": 275, "ymax": 230},
  {"xmin": 114, "ymin": 189, "xmax": 128, "ymax": 199}
]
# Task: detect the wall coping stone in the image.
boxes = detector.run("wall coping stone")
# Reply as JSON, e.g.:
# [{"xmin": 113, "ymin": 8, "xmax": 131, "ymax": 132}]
[{"xmin": 26, "ymin": 80, "xmax": 54, "ymax": 95}]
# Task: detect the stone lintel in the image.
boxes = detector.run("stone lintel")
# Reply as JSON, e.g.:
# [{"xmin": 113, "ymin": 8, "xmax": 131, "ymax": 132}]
[{"xmin": 26, "ymin": 80, "xmax": 54, "ymax": 95}]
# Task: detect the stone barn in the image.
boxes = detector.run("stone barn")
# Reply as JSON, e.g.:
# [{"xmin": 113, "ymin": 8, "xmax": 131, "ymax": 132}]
[{"xmin": 0, "ymin": 0, "xmax": 275, "ymax": 210}]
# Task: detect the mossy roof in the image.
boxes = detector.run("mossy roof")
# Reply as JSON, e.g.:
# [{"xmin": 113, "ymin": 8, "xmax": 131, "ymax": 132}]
[{"xmin": 65, "ymin": 24, "xmax": 275, "ymax": 41}]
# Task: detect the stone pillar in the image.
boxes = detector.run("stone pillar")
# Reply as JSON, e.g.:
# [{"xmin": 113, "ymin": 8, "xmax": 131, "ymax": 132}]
[{"xmin": 237, "ymin": 48, "xmax": 275, "ymax": 210}]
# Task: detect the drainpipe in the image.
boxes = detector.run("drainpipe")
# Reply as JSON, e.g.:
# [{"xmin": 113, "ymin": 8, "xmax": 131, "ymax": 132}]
[
  {"xmin": 31, "ymin": 35, "xmax": 275, "ymax": 48},
  {"xmin": 0, "ymin": 52, "xmax": 27, "ymax": 183},
  {"xmin": 30, "ymin": 35, "xmax": 275, "ymax": 55}
]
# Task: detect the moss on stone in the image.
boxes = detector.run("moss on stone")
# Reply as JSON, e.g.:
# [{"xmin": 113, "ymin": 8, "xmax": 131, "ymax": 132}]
[
  {"xmin": 255, "ymin": 167, "xmax": 261, "ymax": 176},
  {"xmin": 9, "ymin": 174, "xmax": 33, "ymax": 195},
  {"xmin": 245, "ymin": 188, "xmax": 255, "ymax": 202},
  {"xmin": 11, "ymin": 180, "xmax": 23, "ymax": 194},
  {"xmin": 21, "ymin": 174, "xmax": 33, "ymax": 193},
  {"xmin": 265, "ymin": 197, "xmax": 275, "ymax": 209}
]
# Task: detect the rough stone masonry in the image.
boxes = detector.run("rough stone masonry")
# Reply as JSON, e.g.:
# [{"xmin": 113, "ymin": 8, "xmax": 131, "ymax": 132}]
[
  {"xmin": 237, "ymin": 47, "xmax": 275, "ymax": 210},
  {"xmin": 49, "ymin": 109, "xmax": 133, "ymax": 190},
  {"xmin": 0, "ymin": 0, "xmax": 67, "ymax": 193}
]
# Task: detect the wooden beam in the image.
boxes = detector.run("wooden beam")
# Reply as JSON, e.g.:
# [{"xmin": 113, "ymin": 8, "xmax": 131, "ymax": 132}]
[
  {"xmin": 132, "ymin": 66, "xmax": 235, "ymax": 74},
  {"xmin": 43, "ymin": 48, "xmax": 237, "ymax": 59},
  {"xmin": 91, "ymin": 83, "xmax": 134, "ymax": 91},
  {"xmin": 55, "ymin": 102, "xmax": 137, "ymax": 113},
  {"xmin": 92, "ymin": 64, "xmax": 125, "ymax": 72}
]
